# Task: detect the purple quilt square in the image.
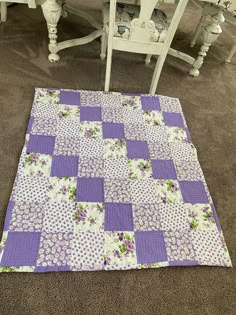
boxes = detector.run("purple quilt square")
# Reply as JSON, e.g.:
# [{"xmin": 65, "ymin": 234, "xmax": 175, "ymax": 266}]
[
  {"xmin": 27, "ymin": 135, "xmax": 55, "ymax": 155},
  {"xmin": 60, "ymin": 90, "xmax": 80, "ymax": 105},
  {"xmin": 3, "ymin": 200, "xmax": 14, "ymax": 231},
  {"xmin": 77, "ymin": 178, "xmax": 104, "ymax": 202},
  {"xmin": 135, "ymin": 231, "xmax": 167, "ymax": 264},
  {"xmin": 102, "ymin": 123, "xmax": 125, "ymax": 139},
  {"xmin": 163, "ymin": 112, "xmax": 185, "ymax": 128},
  {"xmin": 141, "ymin": 96, "xmax": 161, "ymax": 111},
  {"xmin": 104, "ymin": 203, "xmax": 134, "ymax": 231},
  {"xmin": 51, "ymin": 155, "xmax": 79, "ymax": 177},
  {"xmin": 179, "ymin": 181, "xmax": 209, "ymax": 204},
  {"xmin": 27, "ymin": 117, "xmax": 34, "ymax": 134},
  {"xmin": 0, "ymin": 232, "xmax": 41, "ymax": 266},
  {"xmin": 126, "ymin": 140, "xmax": 150, "ymax": 159},
  {"xmin": 80, "ymin": 107, "xmax": 102, "ymax": 121},
  {"xmin": 151, "ymin": 160, "xmax": 177, "ymax": 179}
]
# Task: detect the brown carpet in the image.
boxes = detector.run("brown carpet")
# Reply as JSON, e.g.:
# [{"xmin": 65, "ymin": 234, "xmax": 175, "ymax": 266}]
[{"xmin": 0, "ymin": 2, "xmax": 235, "ymax": 314}]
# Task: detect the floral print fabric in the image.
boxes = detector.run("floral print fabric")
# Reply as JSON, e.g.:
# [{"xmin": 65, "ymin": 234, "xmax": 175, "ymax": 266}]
[
  {"xmin": 73, "ymin": 203, "xmax": 104, "ymax": 232},
  {"xmin": 0, "ymin": 88, "xmax": 231, "ymax": 273},
  {"xmin": 48, "ymin": 177, "xmax": 77, "ymax": 203},
  {"xmin": 23, "ymin": 153, "xmax": 52, "ymax": 177},
  {"xmin": 104, "ymin": 232, "xmax": 137, "ymax": 266},
  {"xmin": 104, "ymin": 139, "xmax": 127, "ymax": 159}
]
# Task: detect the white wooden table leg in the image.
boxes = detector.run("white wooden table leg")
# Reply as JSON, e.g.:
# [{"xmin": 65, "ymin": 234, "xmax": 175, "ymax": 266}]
[
  {"xmin": 225, "ymin": 42, "xmax": 236, "ymax": 63},
  {"xmin": 0, "ymin": 2, "xmax": 7, "ymax": 22},
  {"xmin": 190, "ymin": 3, "xmax": 218, "ymax": 48},
  {"xmin": 41, "ymin": 0, "xmax": 62, "ymax": 62},
  {"xmin": 189, "ymin": 9, "xmax": 225, "ymax": 77}
]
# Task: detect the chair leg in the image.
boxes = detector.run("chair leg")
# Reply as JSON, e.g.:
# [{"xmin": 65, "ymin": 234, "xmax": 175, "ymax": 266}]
[
  {"xmin": 149, "ymin": 54, "xmax": 166, "ymax": 95},
  {"xmin": 100, "ymin": 28, "xmax": 108, "ymax": 60},
  {"xmin": 1, "ymin": 2, "xmax": 7, "ymax": 22},
  {"xmin": 225, "ymin": 42, "xmax": 236, "ymax": 63},
  {"xmin": 104, "ymin": 44, "xmax": 113, "ymax": 92},
  {"xmin": 145, "ymin": 54, "xmax": 152, "ymax": 65}
]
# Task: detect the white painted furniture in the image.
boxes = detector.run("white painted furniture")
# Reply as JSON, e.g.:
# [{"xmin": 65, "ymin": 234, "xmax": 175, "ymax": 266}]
[
  {"xmin": 40, "ymin": 2, "xmax": 103, "ymax": 62},
  {"xmin": 189, "ymin": 0, "xmax": 236, "ymax": 74},
  {"xmin": 0, "ymin": 0, "xmax": 103, "ymax": 62},
  {"xmin": 1, "ymin": 0, "xmax": 236, "ymax": 87},
  {"xmin": 102, "ymin": 0, "xmax": 189, "ymax": 94},
  {"xmin": 0, "ymin": 1, "xmax": 37, "ymax": 22},
  {"xmin": 191, "ymin": 1, "xmax": 236, "ymax": 63}
]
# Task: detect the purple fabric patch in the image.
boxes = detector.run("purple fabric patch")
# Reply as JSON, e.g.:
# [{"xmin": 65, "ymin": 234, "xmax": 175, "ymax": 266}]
[
  {"xmin": 126, "ymin": 140, "xmax": 150, "ymax": 159},
  {"xmin": 151, "ymin": 160, "xmax": 177, "ymax": 179},
  {"xmin": 27, "ymin": 117, "xmax": 34, "ymax": 134},
  {"xmin": 0, "ymin": 232, "xmax": 41, "ymax": 266},
  {"xmin": 77, "ymin": 178, "xmax": 104, "ymax": 202},
  {"xmin": 27, "ymin": 135, "xmax": 55, "ymax": 155},
  {"xmin": 3, "ymin": 201, "xmax": 14, "ymax": 231},
  {"xmin": 80, "ymin": 107, "xmax": 102, "ymax": 121},
  {"xmin": 135, "ymin": 231, "xmax": 167, "ymax": 264},
  {"xmin": 141, "ymin": 96, "xmax": 161, "ymax": 111},
  {"xmin": 102, "ymin": 123, "xmax": 125, "ymax": 139},
  {"xmin": 34, "ymin": 266, "xmax": 71, "ymax": 272},
  {"xmin": 104, "ymin": 203, "xmax": 134, "ymax": 231},
  {"xmin": 179, "ymin": 181, "xmax": 209, "ymax": 204},
  {"xmin": 60, "ymin": 90, "xmax": 80, "ymax": 105},
  {"xmin": 169, "ymin": 260, "xmax": 199, "ymax": 266},
  {"xmin": 51, "ymin": 155, "xmax": 79, "ymax": 177},
  {"xmin": 163, "ymin": 112, "xmax": 185, "ymax": 128}
]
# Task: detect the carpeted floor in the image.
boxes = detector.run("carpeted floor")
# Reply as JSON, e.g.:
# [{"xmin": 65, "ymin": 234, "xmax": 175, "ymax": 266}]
[{"xmin": 0, "ymin": 1, "xmax": 235, "ymax": 314}]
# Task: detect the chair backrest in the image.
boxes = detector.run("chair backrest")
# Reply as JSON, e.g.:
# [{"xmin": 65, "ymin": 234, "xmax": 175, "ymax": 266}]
[
  {"xmin": 109, "ymin": 0, "xmax": 189, "ymax": 56},
  {"xmin": 129, "ymin": 0, "xmax": 161, "ymax": 42}
]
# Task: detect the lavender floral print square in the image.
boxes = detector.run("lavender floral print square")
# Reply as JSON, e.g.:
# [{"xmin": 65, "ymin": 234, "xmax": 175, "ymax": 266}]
[{"xmin": 0, "ymin": 88, "xmax": 231, "ymax": 273}]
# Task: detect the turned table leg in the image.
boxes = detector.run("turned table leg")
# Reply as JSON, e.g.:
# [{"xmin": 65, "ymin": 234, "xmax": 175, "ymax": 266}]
[
  {"xmin": 189, "ymin": 9, "xmax": 225, "ymax": 77},
  {"xmin": 41, "ymin": 0, "xmax": 62, "ymax": 62}
]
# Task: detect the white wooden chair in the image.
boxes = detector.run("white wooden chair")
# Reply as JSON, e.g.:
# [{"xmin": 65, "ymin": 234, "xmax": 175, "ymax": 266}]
[
  {"xmin": 101, "ymin": 0, "xmax": 189, "ymax": 94},
  {"xmin": 0, "ymin": 0, "xmax": 37, "ymax": 22},
  {"xmin": 191, "ymin": 2, "xmax": 236, "ymax": 63}
]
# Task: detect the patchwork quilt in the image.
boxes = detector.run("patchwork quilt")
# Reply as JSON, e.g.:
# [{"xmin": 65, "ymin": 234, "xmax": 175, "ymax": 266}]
[{"xmin": 0, "ymin": 88, "xmax": 232, "ymax": 272}]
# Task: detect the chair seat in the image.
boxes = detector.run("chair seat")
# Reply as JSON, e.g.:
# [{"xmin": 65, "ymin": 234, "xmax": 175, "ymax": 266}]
[{"xmin": 103, "ymin": 3, "xmax": 169, "ymax": 43}]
